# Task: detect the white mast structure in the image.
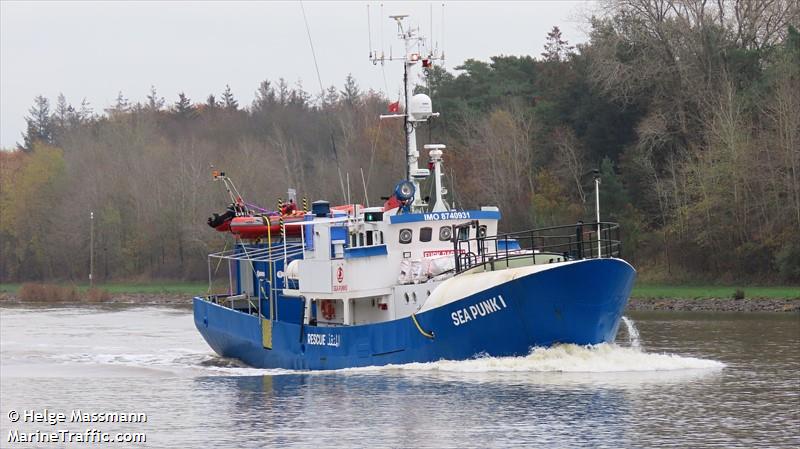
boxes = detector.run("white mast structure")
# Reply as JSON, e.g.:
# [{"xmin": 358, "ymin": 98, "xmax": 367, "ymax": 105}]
[{"xmin": 372, "ymin": 14, "xmax": 448, "ymax": 213}]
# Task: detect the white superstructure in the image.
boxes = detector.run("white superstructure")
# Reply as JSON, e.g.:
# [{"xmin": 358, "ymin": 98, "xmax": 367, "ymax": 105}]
[{"xmin": 272, "ymin": 14, "xmax": 502, "ymax": 328}]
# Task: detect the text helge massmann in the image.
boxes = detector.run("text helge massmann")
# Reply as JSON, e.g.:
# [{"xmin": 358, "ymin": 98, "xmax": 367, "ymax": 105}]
[{"xmin": 195, "ymin": 15, "xmax": 636, "ymax": 370}]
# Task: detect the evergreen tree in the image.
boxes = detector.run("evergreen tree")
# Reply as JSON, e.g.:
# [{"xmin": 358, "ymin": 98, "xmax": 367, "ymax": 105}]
[
  {"xmin": 53, "ymin": 93, "xmax": 75, "ymax": 129},
  {"xmin": 221, "ymin": 84, "xmax": 238, "ymax": 111},
  {"xmin": 52, "ymin": 93, "xmax": 76, "ymax": 144},
  {"xmin": 323, "ymin": 85, "xmax": 339, "ymax": 108},
  {"xmin": 146, "ymin": 85, "xmax": 165, "ymax": 111},
  {"xmin": 206, "ymin": 94, "xmax": 220, "ymax": 110},
  {"xmin": 541, "ymin": 26, "xmax": 574, "ymax": 62},
  {"xmin": 253, "ymin": 80, "xmax": 275, "ymax": 113},
  {"xmin": 173, "ymin": 92, "xmax": 195, "ymax": 119},
  {"xmin": 111, "ymin": 91, "xmax": 130, "ymax": 114},
  {"xmin": 341, "ymin": 73, "xmax": 361, "ymax": 107},
  {"xmin": 18, "ymin": 95, "xmax": 53, "ymax": 152},
  {"xmin": 77, "ymin": 98, "xmax": 93, "ymax": 124},
  {"xmin": 289, "ymin": 81, "xmax": 311, "ymax": 107}
]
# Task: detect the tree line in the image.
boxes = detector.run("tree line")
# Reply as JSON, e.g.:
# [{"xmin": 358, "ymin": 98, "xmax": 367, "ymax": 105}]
[{"xmin": 1, "ymin": 0, "xmax": 798, "ymax": 283}]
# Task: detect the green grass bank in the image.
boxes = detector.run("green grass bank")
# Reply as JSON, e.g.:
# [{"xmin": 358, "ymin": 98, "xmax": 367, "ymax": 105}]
[{"xmin": 631, "ymin": 284, "xmax": 800, "ymax": 300}]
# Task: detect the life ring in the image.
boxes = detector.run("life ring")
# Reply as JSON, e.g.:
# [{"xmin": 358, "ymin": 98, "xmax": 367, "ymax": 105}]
[{"xmin": 321, "ymin": 300, "xmax": 336, "ymax": 321}]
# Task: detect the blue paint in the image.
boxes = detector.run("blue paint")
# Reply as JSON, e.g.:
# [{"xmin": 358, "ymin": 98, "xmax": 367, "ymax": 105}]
[
  {"xmin": 194, "ymin": 258, "xmax": 636, "ymax": 370},
  {"xmin": 497, "ymin": 239, "xmax": 521, "ymax": 251},
  {"xmin": 303, "ymin": 213, "xmax": 314, "ymax": 250},
  {"xmin": 344, "ymin": 245, "xmax": 388, "ymax": 258},
  {"xmin": 330, "ymin": 225, "xmax": 348, "ymax": 242},
  {"xmin": 389, "ymin": 210, "xmax": 501, "ymax": 224}
]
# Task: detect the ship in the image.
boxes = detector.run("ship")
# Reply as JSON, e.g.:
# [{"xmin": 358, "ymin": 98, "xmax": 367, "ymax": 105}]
[{"xmin": 193, "ymin": 15, "xmax": 636, "ymax": 370}]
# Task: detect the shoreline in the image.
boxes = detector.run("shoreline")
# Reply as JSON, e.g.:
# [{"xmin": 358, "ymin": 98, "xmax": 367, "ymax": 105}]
[
  {"xmin": 626, "ymin": 297, "xmax": 798, "ymax": 313},
  {"xmin": 1, "ymin": 293, "xmax": 797, "ymax": 312}
]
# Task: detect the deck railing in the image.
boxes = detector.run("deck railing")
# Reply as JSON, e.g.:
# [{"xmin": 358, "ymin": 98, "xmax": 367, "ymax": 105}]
[{"xmin": 452, "ymin": 221, "xmax": 622, "ymax": 274}]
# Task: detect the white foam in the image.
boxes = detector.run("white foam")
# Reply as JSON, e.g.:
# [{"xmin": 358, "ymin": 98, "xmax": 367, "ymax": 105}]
[
  {"xmin": 340, "ymin": 343, "xmax": 725, "ymax": 374},
  {"xmin": 621, "ymin": 316, "xmax": 642, "ymax": 350}
]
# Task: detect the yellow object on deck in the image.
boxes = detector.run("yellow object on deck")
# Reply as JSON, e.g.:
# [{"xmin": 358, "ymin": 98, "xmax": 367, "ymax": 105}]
[{"xmin": 261, "ymin": 318, "xmax": 273, "ymax": 349}]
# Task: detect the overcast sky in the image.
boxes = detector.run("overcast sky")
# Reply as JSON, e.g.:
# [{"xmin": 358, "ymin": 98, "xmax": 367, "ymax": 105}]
[{"xmin": 0, "ymin": 1, "xmax": 594, "ymax": 149}]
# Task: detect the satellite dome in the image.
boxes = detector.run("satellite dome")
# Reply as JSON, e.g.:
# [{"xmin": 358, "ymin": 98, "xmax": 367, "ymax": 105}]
[{"xmin": 408, "ymin": 93, "xmax": 433, "ymax": 122}]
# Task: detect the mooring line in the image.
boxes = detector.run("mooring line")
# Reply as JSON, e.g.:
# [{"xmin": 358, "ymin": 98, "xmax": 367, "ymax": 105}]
[{"xmin": 411, "ymin": 313, "xmax": 435, "ymax": 339}]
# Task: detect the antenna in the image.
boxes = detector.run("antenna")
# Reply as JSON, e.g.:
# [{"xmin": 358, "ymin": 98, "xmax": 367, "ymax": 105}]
[
  {"xmin": 360, "ymin": 167, "xmax": 370, "ymax": 207},
  {"xmin": 430, "ymin": 3, "xmax": 433, "ymax": 54},
  {"xmin": 441, "ymin": 2, "xmax": 446, "ymax": 65},
  {"xmin": 337, "ymin": 168, "xmax": 347, "ymax": 204},
  {"xmin": 300, "ymin": 1, "xmax": 325, "ymax": 97},
  {"xmin": 346, "ymin": 172, "xmax": 352, "ymax": 208},
  {"xmin": 367, "ymin": 5, "xmax": 373, "ymax": 59}
]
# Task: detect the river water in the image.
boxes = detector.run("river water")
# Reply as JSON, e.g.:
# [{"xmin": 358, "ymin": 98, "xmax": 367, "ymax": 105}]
[{"xmin": 0, "ymin": 305, "xmax": 797, "ymax": 448}]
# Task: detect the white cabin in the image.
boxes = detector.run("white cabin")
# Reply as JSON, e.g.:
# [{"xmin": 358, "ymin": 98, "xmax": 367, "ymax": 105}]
[{"xmin": 283, "ymin": 204, "xmax": 501, "ymax": 327}]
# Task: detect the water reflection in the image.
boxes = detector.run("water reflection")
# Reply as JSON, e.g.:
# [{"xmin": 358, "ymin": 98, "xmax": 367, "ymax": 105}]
[{"xmin": 194, "ymin": 373, "xmax": 632, "ymax": 448}]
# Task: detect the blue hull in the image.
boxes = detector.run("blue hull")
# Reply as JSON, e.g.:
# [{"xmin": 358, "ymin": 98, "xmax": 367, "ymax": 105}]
[{"xmin": 193, "ymin": 259, "xmax": 636, "ymax": 370}]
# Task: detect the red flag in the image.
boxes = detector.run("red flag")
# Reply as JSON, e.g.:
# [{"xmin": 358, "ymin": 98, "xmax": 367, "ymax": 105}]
[{"xmin": 388, "ymin": 101, "xmax": 400, "ymax": 113}]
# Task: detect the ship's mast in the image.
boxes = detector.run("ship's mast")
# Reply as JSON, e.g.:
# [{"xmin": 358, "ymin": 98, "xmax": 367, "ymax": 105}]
[
  {"xmin": 394, "ymin": 15, "xmax": 426, "ymax": 210},
  {"xmin": 372, "ymin": 14, "xmax": 445, "ymax": 213}
]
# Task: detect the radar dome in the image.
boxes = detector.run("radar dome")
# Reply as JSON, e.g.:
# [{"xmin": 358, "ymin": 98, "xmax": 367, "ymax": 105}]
[{"xmin": 408, "ymin": 93, "xmax": 433, "ymax": 122}]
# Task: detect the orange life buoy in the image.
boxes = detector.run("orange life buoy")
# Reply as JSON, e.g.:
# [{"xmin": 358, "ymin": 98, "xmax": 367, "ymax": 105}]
[{"xmin": 321, "ymin": 300, "xmax": 336, "ymax": 321}]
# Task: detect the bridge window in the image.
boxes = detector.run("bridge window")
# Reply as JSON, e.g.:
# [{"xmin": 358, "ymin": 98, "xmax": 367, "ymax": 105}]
[
  {"xmin": 351, "ymin": 230, "xmax": 385, "ymax": 247},
  {"xmin": 419, "ymin": 227, "xmax": 432, "ymax": 242}
]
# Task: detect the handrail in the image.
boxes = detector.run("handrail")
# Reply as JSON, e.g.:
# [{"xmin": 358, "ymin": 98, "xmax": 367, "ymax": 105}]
[
  {"xmin": 452, "ymin": 221, "xmax": 622, "ymax": 274},
  {"xmin": 208, "ymin": 244, "xmax": 305, "ymax": 262}
]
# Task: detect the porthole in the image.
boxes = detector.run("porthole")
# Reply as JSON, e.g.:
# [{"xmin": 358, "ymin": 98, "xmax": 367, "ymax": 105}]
[
  {"xmin": 399, "ymin": 228, "xmax": 413, "ymax": 244},
  {"xmin": 477, "ymin": 225, "xmax": 487, "ymax": 239},
  {"xmin": 420, "ymin": 227, "xmax": 432, "ymax": 242},
  {"xmin": 439, "ymin": 226, "xmax": 452, "ymax": 241}
]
